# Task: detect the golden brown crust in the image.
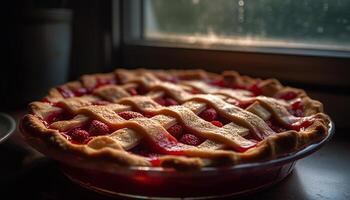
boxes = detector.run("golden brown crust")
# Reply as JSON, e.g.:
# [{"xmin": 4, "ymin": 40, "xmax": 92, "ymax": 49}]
[
  {"xmin": 21, "ymin": 114, "xmax": 151, "ymax": 170},
  {"xmin": 20, "ymin": 69, "xmax": 331, "ymax": 171}
]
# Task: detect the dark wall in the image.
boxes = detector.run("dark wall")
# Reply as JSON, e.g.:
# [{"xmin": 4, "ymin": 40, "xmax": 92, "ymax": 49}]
[
  {"xmin": 69, "ymin": 0, "xmax": 114, "ymax": 79},
  {"xmin": 1, "ymin": 0, "xmax": 115, "ymax": 110}
]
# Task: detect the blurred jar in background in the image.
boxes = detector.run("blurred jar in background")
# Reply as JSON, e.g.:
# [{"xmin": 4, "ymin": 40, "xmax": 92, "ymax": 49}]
[{"xmin": 2, "ymin": 7, "xmax": 72, "ymax": 110}]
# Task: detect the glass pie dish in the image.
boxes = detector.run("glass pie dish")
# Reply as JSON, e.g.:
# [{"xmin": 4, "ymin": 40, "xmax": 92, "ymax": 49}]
[
  {"xmin": 19, "ymin": 69, "xmax": 333, "ymax": 199},
  {"xmin": 60, "ymin": 122, "xmax": 334, "ymax": 199}
]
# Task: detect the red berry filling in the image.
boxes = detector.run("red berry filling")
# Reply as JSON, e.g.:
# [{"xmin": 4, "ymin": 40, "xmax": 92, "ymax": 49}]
[
  {"xmin": 150, "ymin": 158, "xmax": 161, "ymax": 166},
  {"xmin": 154, "ymin": 96, "xmax": 178, "ymax": 106},
  {"xmin": 199, "ymin": 107, "xmax": 231, "ymax": 126},
  {"xmin": 230, "ymin": 83, "xmax": 261, "ymax": 96},
  {"xmin": 56, "ymin": 86, "xmax": 90, "ymax": 98},
  {"xmin": 179, "ymin": 134, "xmax": 202, "ymax": 146},
  {"xmin": 210, "ymin": 79, "xmax": 225, "ymax": 87},
  {"xmin": 154, "ymin": 97, "xmax": 166, "ymax": 106},
  {"xmin": 226, "ymin": 99, "xmax": 254, "ymax": 109},
  {"xmin": 62, "ymin": 120, "xmax": 112, "ymax": 144},
  {"xmin": 130, "ymin": 141, "xmax": 159, "ymax": 158},
  {"xmin": 73, "ymin": 87, "xmax": 89, "ymax": 97},
  {"xmin": 128, "ymin": 88, "xmax": 138, "ymax": 96},
  {"xmin": 95, "ymin": 77, "xmax": 117, "ymax": 89},
  {"xmin": 68, "ymin": 128, "xmax": 90, "ymax": 143},
  {"xmin": 247, "ymin": 84, "xmax": 262, "ymax": 96},
  {"xmin": 190, "ymin": 88, "xmax": 201, "ymax": 94},
  {"xmin": 45, "ymin": 110, "xmax": 73, "ymax": 124},
  {"xmin": 168, "ymin": 123, "xmax": 207, "ymax": 146},
  {"xmin": 136, "ymin": 85, "xmax": 149, "ymax": 95},
  {"xmin": 56, "ymin": 86, "xmax": 74, "ymax": 98},
  {"xmin": 143, "ymin": 112, "xmax": 155, "ymax": 118},
  {"xmin": 167, "ymin": 124, "xmax": 184, "ymax": 139},
  {"xmin": 164, "ymin": 98, "xmax": 178, "ymax": 106},
  {"xmin": 118, "ymin": 111, "xmax": 144, "ymax": 120},
  {"xmin": 211, "ymin": 120, "xmax": 223, "ymax": 127},
  {"xmin": 266, "ymin": 112, "xmax": 313, "ymax": 133},
  {"xmin": 166, "ymin": 123, "xmax": 205, "ymax": 146},
  {"xmin": 88, "ymin": 120, "xmax": 110, "ymax": 136},
  {"xmin": 199, "ymin": 108, "xmax": 218, "ymax": 121},
  {"xmin": 276, "ymin": 91, "xmax": 298, "ymax": 100},
  {"xmin": 266, "ymin": 119, "xmax": 287, "ymax": 133},
  {"xmin": 289, "ymin": 118, "xmax": 313, "ymax": 131},
  {"xmin": 141, "ymin": 132, "xmax": 180, "ymax": 155},
  {"xmin": 288, "ymin": 99, "xmax": 304, "ymax": 117}
]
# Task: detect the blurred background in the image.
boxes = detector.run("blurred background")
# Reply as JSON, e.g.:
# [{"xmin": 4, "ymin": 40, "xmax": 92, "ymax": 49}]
[
  {"xmin": 1, "ymin": 0, "xmax": 350, "ymax": 199},
  {"xmin": 2, "ymin": 0, "xmax": 349, "ymax": 129}
]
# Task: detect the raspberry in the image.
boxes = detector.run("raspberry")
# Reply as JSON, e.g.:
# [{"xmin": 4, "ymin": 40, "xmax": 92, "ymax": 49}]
[
  {"xmin": 128, "ymin": 88, "xmax": 138, "ymax": 96},
  {"xmin": 73, "ymin": 87, "xmax": 88, "ymax": 97},
  {"xmin": 199, "ymin": 108, "xmax": 218, "ymax": 121},
  {"xmin": 56, "ymin": 86, "xmax": 74, "ymax": 98},
  {"xmin": 211, "ymin": 120, "xmax": 223, "ymax": 127},
  {"xmin": 237, "ymin": 100, "xmax": 254, "ymax": 109},
  {"xmin": 190, "ymin": 88, "xmax": 201, "ymax": 94},
  {"xmin": 179, "ymin": 134, "xmax": 201, "ymax": 146},
  {"xmin": 276, "ymin": 91, "xmax": 298, "ymax": 100},
  {"xmin": 95, "ymin": 77, "xmax": 109, "ymax": 88},
  {"xmin": 289, "ymin": 100, "xmax": 304, "ymax": 117},
  {"xmin": 248, "ymin": 84, "xmax": 262, "ymax": 96},
  {"xmin": 167, "ymin": 124, "xmax": 183, "ymax": 138},
  {"xmin": 154, "ymin": 97, "xmax": 166, "ymax": 106},
  {"xmin": 69, "ymin": 128, "xmax": 90, "ymax": 143},
  {"xmin": 88, "ymin": 120, "xmax": 110, "ymax": 135},
  {"xmin": 291, "ymin": 109, "xmax": 304, "ymax": 117},
  {"xmin": 164, "ymin": 98, "xmax": 178, "ymax": 106},
  {"xmin": 143, "ymin": 112, "xmax": 155, "ymax": 118},
  {"xmin": 118, "ymin": 111, "xmax": 144, "ymax": 120},
  {"xmin": 136, "ymin": 85, "xmax": 148, "ymax": 95},
  {"xmin": 290, "ymin": 100, "xmax": 302, "ymax": 110},
  {"xmin": 155, "ymin": 97, "xmax": 178, "ymax": 106},
  {"xmin": 46, "ymin": 110, "xmax": 72, "ymax": 123},
  {"xmin": 231, "ymin": 83, "xmax": 246, "ymax": 90},
  {"xmin": 210, "ymin": 79, "xmax": 225, "ymax": 87}
]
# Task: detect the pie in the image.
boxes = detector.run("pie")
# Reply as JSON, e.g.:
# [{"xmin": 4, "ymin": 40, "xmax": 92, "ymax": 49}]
[{"xmin": 20, "ymin": 69, "xmax": 331, "ymax": 170}]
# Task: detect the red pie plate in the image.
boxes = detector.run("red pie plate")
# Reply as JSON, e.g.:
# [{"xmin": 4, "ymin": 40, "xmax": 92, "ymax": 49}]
[{"xmin": 59, "ymin": 122, "xmax": 334, "ymax": 199}]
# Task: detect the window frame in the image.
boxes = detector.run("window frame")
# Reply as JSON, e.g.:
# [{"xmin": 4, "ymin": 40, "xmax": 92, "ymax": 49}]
[{"xmin": 115, "ymin": 0, "xmax": 350, "ymax": 88}]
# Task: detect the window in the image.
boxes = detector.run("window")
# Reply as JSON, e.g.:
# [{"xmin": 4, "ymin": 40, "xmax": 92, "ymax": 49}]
[
  {"xmin": 120, "ymin": 0, "xmax": 350, "ymax": 88},
  {"xmin": 143, "ymin": 0, "xmax": 350, "ymax": 55}
]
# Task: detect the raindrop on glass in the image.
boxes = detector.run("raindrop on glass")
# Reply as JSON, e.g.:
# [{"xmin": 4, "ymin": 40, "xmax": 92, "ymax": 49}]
[{"xmin": 317, "ymin": 26, "xmax": 324, "ymax": 33}]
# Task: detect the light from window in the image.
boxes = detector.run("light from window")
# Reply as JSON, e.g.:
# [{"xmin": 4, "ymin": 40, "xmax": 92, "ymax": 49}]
[{"xmin": 144, "ymin": 0, "xmax": 350, "ymax": 51}]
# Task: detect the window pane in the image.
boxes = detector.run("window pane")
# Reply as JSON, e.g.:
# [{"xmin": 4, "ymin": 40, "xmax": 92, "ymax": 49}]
[{"xmin": 144, "ymin": 0, "xmax": 350, "ymax": 51}]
